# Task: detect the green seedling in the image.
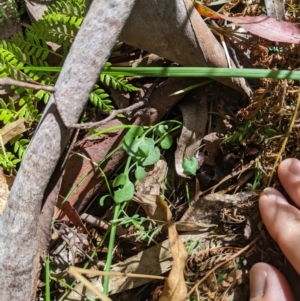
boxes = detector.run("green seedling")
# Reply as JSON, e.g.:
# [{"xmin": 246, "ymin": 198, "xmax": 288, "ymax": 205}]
[{"xmin": 99, "ymin": 121, "xmax": 181, "ymax": 294}]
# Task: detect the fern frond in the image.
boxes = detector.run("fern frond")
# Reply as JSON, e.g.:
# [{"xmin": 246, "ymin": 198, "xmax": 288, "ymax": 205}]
[
  {"xmin": 44, "ymin": 0, "xmax": 86, "ymax": 18},
  {"xmin": 0, "ymin": 41, "xmax": 27, "ymax": 80},
  {"xmin": 90, "ymin": 85, "xmax": 115, "ymax": 112},
  {"xmin": 16, "ymin": 93, "xmax": 41, "ymax": 123},
  {"xmin": 28, "ymin": 15, "xmax": 82, "ymax": 48},
  {"xmin": 0, "ymin": 151, "xmax": 20, "ymax": 173},
  {"xmin": 12, "ymin": 31, "xmax": 52, "ymax": 62},
  {"xmin": 10, "ymin": 33, "xmax": 54, "ymax": 82},
  {"xmin": 100, "ymin": 74, "xmax": 141, "ymax": 92},
  {"xmin": 12, "ymin": 136, "xmax": 29, "ymax": 159}
]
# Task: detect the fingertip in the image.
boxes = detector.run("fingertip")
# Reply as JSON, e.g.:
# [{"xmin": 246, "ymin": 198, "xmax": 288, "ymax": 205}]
[
  {"xmin": 249, "ymin": 263, "xmax": 295, "ymax": 301},
  {"xmin": 277, "ymin": 158, "xmax": 300, "ymax": 207},
  {"xmin": 278, "ymin": 158, "xmax": 300, "ymax": 176},
  {"xmin": 258, "ymin": 188, "xmax": 286, "ymax": 223}
]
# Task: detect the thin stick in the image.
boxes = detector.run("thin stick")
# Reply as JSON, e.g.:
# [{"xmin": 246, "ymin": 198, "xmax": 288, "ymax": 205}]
[
  {"xmin": 70, "ymin": 79, "xmax": 161, "ymax": 129},
  {"xmin": 68, "ymin": 266, "xmax": 166, "ymax": 280},
  {"xmin": 0, "ymin": 77, "xmax": 55, "ymax": 92},
  {"xmin": 186, "ymin": 236, "xmax": 260, "ymax": 297},
  {"xmin": 68, "ymin": 267, "xmax": 112, "ymax": 301}
]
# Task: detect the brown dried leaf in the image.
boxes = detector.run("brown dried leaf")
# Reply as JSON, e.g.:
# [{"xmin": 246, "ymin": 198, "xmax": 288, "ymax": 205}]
[
  {"xmin": 133, "ymin": 159, "xmax": 168, "ymax": 220},
  {"xmin": 0, "ymin": 167, "xmax": 13, "ymax": 214},
  {"xmin": 203, "ymin": 132, "xmax": 222, "ymax": 166},
  {"xmin": 175, "ymin": 95, "xmax": 208, "ymax": 178},
  {"xmin": 133, "ymin": 194, "xmax": 167, "ymax": 221},
  {"xmin": 136, "ymin": 159, "xmax": 167, "ymax": 195},
  {"xmin": 56, "ymin": 196, "xmax": 87, "ymax": 230},
  {"xmin": 159, "ymin": 223, "xmax": 188, "ymax": 301},
  {"xmin": 0, "ymin": 117, "xmax": 26, "ymax": 145}
]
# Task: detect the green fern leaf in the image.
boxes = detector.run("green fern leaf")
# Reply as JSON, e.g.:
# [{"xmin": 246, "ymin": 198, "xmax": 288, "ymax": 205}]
[
  {"xmin": 99, "ymin": 73, "xmax": 141, "ymax": 92},
  {"xmin": 90, "ymin": 85, "xmax": 114, "ymax": 112},
  {"xmin": 44, "ymin": 0, "xmax": 86, "ymax": 18}
]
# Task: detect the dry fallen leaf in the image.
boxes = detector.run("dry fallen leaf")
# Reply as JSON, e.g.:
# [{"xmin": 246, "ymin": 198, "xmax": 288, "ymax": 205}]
[
  {"xmin": 0, "ymin": 117, "xmax": 27, "ymax": 145},
  {"xmin": 175, "ymin": 94, "xmax": 208, "ymax": 178},
  {"xmin": 158, "ymin": 196, "xmax": 188, "ymax": 301},
  {"xmin": 159, "ymin": 224, "xmax": 188, "ymax": 301},
  {"xmin": 133, "ymin": 193, "xmax": 167, "ymax": 221},
  {"xmin": 0, "ymin": 167, "xmax": 14, "ymax": 214},
  {"xmin": 135, "ymin": 159, "xmax": 167, "ymax": 195},
  {"xmin": 195, "ymin": 3, "xmax": 300, "ymax": 44},
  {"xmin": 203, "ymin": 132, "xmax": 222, "ymax": 166},
  {"xmin": 133, "ymin": 159, "xmax": 168, "ymax": 220},
  {"xmin": 65, "ymin": 232, "xmax": 209, "ymax": 300}
]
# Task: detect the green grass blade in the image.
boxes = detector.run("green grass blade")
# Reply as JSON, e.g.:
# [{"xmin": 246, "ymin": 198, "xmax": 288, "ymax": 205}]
[{"xmin": 18, "ymin": 66, "xmax": 300, "ymax": 80}]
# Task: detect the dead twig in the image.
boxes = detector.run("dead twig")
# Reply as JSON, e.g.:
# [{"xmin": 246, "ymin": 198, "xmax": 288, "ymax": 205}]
[
  {"xmin": 0, "ymin": 77, "xmax": 56, "ymax": 92},
  {"xmin": 69, "ymin": 79, "xmax": 161, "ymax": 130}
]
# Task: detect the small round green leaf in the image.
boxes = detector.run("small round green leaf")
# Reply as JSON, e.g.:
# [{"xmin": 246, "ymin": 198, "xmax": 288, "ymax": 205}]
[
  {"xmin": 160, "ymin": 134, "xmax": 173, "ymax": 149},
  {"xmin": 113, "ymin": 173, "xmax": 127, "ymax": 187},
  {"xmin": 137, "ymin": 137, "xmax": 155, "ymax": 157},
  {"xmin": 155, "ymin": 124, "xmax": 168, "ymax": 136},
  {"xmin": 135, "ymin": 166, "xmax": 146, "ymax": 180},
  {"xmin": 124, "ymin": 126, "xmax": 144, "ymax": 144},
  {"xmin": 142, "ymin": 146, "xmax": 160, "ymax": 166},
  {"xmin": 182, "ymin": 157, "xmax": 198, "ymax": 176},
  {"xmin": 114, "ymin": 180, "xmax": 135, "ymax": 203}
]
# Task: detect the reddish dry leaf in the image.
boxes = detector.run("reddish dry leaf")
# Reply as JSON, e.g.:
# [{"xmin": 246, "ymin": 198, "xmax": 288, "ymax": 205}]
[
  {"xmin": 159, "ymin": 223, "xmax": 188, "ymax": 301},
  {"xmin": 195, "ymin": 3, "xmax": 300, "ymax": 44},
  {"xmin": 194, "ymin": 3, "xmax": 221, "ymax": 19},
  {"xmin": 56, "ymin": 196, "xmax": 86, "ymax": 230}
]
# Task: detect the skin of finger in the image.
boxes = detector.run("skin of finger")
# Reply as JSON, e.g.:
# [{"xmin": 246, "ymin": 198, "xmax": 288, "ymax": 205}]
[
  {"xmin": 278, "ymin": 158, "xmax": 300, "ymax": 208},
  {"xmin": 249, "ymin": 263, "xmax": 295, "ymax": 301},
  {"xmin": 259, "ymin": 189, "xmax": 300, "ymax": 274}
]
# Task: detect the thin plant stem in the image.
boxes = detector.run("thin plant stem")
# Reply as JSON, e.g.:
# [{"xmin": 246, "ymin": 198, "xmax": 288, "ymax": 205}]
[
  {"xmin": 102, "ymin": 202, "xmax": 121, "ymax": 295},
  {"xmin": 45, "ymin": 256, "xmax": 51, "ymax": 301},
  {"xmin": 103, "ymin": 156, "xmax": 132, "ymax": 295}
]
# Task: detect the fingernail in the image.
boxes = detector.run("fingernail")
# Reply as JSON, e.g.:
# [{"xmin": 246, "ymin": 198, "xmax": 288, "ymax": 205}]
[
  {"xmin": 249, "ymin": 268, "xmax": 267, "ymax": 300},
  {"xmin": 281, "ymin": 158, "xmax": 300, "ymax": 176},
  {"xmin": 262, "ymin": 187, "xmax": 278, "ymax": 201}
]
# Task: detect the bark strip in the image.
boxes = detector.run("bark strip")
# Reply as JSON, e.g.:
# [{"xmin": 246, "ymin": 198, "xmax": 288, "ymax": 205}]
[{"xmin": 0, "ymin": 1, "xmax": 136, "ymax": 300}]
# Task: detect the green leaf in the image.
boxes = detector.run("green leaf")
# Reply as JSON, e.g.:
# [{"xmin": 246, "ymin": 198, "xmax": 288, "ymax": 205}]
[
  {"xmin": 113, "ymin": 173, "xmax": 127, "ymax": 187},
  {"xmin": 137, "ymin": 137, "xmax": 155, "ymax": 157},
  {"xmin": 135, "ymin": 166, "xmax": 146, "ymax": 180},
  {"xmin": 114, "ymin": 180, "xmax": 135, "ymax": 203},
  {"xmin": 141, "ymin": 146, "xmax": 160, "ymax": 166},
  {"xmin": 123, "ymin": 126, "xmax": 144, "ymax": 156},
  {"xmin": 124, "ymin": 126, "xmax": 144, "ymax": 143},
  {"xmin": 155, "ymin": 124, "xmax": 168, "ymax": 136},
  {"xmin": 113, "ymin": 173, "xmax": 135, "ymax": 203},
  {"xmin": 99, "ymin": 194, "xmax": 111, "ymax": 206},
  {"xmin": 160, "ymin": 134, "xmax": 173, "ymax": 149},
  {"xmin": 182, "ymin": 157, "xmax": 198, "ymax": 176}
]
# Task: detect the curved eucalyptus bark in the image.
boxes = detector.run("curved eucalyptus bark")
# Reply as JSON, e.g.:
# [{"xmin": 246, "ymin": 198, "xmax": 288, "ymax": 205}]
[
  {"xmin": 120, "ymin": 0, "xmax": 251, "ymax": 96},
  {"xmin": 0, "ymin": 1, "xmax": 136, "ymax": 300}
]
